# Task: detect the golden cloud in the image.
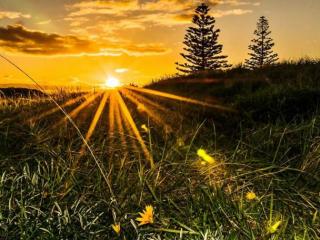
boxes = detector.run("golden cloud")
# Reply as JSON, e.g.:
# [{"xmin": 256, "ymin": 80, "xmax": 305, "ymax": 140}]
[
  {"xmin": 0, "ymin": 24, "xmax": 169, "ymax": 56},
  {"xmin": 212, "ymin": 9, "xmax": 252, "ymax": 18},
  {"xmin": 61, "ymin": 0, "xmax": 257, "ymax": 45},
  {"xmin": 0, "ymin": 11, "xmax": 31, "ymax": 19},
  {"xmin": 66, "ymin": 0, "xmax": 254, "ymax": 28}
]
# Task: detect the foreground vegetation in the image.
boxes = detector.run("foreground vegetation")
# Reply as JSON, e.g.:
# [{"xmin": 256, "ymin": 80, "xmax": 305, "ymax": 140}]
[{"xmin": 0, "ymin": 60, "xmax": 320, "ymax": 239}]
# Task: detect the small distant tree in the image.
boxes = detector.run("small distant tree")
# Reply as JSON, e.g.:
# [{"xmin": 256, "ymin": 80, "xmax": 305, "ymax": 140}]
[
  {"xmin": 176, "ymin": 3, "xmax": 230, "ymax": 74},
  {"xmin": 245, "ymin": 16, "xmax": 278, "ymax": 70}
]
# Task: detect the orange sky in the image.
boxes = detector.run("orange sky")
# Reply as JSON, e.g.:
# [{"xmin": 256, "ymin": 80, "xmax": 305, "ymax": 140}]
[{"xmin": 0, "ymin": 0, "xmax": 319, "ymax": 87}]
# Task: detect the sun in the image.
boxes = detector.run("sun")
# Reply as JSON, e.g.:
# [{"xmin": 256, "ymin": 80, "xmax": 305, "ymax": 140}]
[{"xmin": 105, "ymin": 76, "xmax": 121, "ymax": 88}]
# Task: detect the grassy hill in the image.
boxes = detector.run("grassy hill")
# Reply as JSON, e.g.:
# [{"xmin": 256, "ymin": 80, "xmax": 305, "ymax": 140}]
[
  {"xmin": 148, "ymin": 59, "xmax": 320, "ymax": 122},
  {"xmin": 0, "ymin": 60, "xmax": 319, "ymax": 239}
]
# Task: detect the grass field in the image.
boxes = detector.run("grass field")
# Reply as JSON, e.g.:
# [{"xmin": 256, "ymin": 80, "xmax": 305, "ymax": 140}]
[{"xmin": 0, "ymin": 60, "xmax": 319, "ymax": 239}]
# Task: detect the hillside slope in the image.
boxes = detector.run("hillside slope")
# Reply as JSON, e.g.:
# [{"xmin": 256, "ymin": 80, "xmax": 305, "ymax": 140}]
[{"xmin": 147, "ymin": 60, "xmax": 320, "ymax": 123}]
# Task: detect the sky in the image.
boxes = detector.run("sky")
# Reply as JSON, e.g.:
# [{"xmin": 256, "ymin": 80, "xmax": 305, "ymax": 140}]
[{"xmin": 0, "ymin": 0, "xmax": 319, "ymax": 87}]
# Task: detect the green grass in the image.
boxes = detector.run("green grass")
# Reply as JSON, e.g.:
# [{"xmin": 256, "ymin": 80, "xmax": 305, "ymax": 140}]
[{"xmin": 0, "ymin": 61, "xmax": 320, "ymax": 239}]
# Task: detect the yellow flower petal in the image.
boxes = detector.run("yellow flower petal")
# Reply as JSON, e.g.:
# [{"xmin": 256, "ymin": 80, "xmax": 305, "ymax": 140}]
[
  {"xmin": 111, "ymin": 223, "xmax": 121, "ymax": 234},
  {"xmin": 141, "ymin": 124, "xmax": 149, "ymax": 132},
  {"xmin": 197, "ymin": 149, "xmax": 215, "ymax": 164},
  {"xmin": 246, "ymin": 191, "xmax": 257, "ymax": 200},
  {"xmin": 268, "ymin": 220, "xmax": 282, "ymax": 234},
  {"xmin": 136, "ymin": 205, "xmax": 154, "ymax": 226}
]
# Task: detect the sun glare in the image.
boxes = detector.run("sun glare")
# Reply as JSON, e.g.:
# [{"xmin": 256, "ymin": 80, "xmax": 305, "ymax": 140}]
[{"xmin": 105, "ymin": 76, "xmax": 121, "ymax": 89}]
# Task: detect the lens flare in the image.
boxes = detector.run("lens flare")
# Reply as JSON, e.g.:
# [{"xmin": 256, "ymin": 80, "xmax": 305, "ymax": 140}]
[
  {"xmin": 34, "ymin": 80, "xmax": 233, "ymax": 170},
  {"xmin": 105, "ymin": 76, "xmax": 121, "ymax": 88}
]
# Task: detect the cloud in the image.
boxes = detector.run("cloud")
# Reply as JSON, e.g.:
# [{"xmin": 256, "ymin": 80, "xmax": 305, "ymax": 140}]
[
  {"xmin": 0, "ymin": 25, "xmax": 92, "ymax": 55},
  {"xmin": 0, "ymin": 11, "xmax": 31, "ymax": 20},
  {"xmin": 37, "ymin": 19, "xmax": 52, "ymax": 25},
  {"xmin": 0, "ymin": 24, "xmax": 169, "ymax": 56},
  {"xmin": 217, "ymin": 0, "xmax": 261, "ymax": 6},
  {"xmin": 115, "ymin": 68, "xmax": 129, "ymax": 73},
  {"xmin": 65, "ymin": 0, "xmax": 254, "ymax": 31},
  {"xmin": 174, "ymin": 8, "xmax": 252, "ymax": 22},
  {"xmin": 67, "ymin": 0, "xmax": 138, "ymax": 17},
  {"xmin": 212, "ymin": 9, "xmax": 253, "ymax": 18}
]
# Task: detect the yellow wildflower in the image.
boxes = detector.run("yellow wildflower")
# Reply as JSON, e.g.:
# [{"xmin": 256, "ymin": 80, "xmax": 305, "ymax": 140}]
[
  {"xmin": 267, "ymin": 220, "xmax": 282, "ymax": 234},
  {"xmin": 111, "ymin": 223, "xmax": 121, "ymax": 234},
  {"xmin": 246, "ymin": 191, "xmax": 257, "ymax": 200},
  {"xmin": 197, "ymin": 148, "xmax": 215, "ymax": 164},
  {"xmin": 136, "ymin": 205, "xmax": 154, "ymax": 226},
  {"xmin": 141, "ymin": 124, "xmax": 149, "ymax": 132}
]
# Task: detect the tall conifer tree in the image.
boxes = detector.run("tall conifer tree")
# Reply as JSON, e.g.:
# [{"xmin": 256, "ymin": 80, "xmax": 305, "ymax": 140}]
[
  {"xmin": 245, "ymin": 16, "xmax": 278, "ymax": 69},
  {"xmin": 176, "ymin": 3, "xmax": 230, "ymax": 74}
]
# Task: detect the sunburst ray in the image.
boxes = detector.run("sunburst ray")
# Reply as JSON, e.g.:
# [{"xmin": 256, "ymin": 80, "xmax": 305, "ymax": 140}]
[
  {"xmin": 113, "ymin": 95, "xmax": 130, "ymax": 155},
  {"xmin": 120, "ymin": 88, "xmax": 172, "ymax": 131},
  {"xmin": 115, "ymin": 90, "xmax": 154, "ymax": 167},
  {"xmin": 123, "ymin": 88, "xmax": 169, "ymax": 113},
  {"xmin": 125, "ymin": 86, "xmax": 234, "ymax": 112},
  {"xmin": 28, "ymin": 93, "xmax": 92, "ymax": 123},
  {"xmin": 79, "ymin": 91, "xmax": 109, "ymax": 154},
  {"xmin": 53, "ymin": 92, "xmax": 102, "ymax": 128},
  {"xmin": 117, "ymin": 98, "xmax": 141, "ymax": 155}
]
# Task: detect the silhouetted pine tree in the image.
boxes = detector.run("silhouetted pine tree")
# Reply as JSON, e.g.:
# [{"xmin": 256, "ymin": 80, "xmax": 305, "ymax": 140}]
[
  {"xmin": 245, "ymin": 16, "xmax": 278, "ymax": 69},
  {"xmin": 176, "ymin": 3, "xmax": 230, "ymax": 74}
]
